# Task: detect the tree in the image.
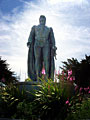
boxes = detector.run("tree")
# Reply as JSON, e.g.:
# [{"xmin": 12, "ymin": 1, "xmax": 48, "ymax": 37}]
[
  {"xmin": 61, "ymin": 55, "xmax": 90, "ymax": 88},
  {"xmin": 0, "ymin": 57, "xmax": 18, "ymax": 85}
]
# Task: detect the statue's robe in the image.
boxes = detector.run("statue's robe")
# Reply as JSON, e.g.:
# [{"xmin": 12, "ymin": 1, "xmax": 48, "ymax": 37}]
[{"xmin": 27, "ymin": 25, "xmax": 56, "ymax": 81}]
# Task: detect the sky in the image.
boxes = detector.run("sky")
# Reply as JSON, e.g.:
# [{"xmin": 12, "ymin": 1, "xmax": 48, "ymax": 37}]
[{"xmin": 0, "ymin": 0, "xmax": 90, "ymax": 81}]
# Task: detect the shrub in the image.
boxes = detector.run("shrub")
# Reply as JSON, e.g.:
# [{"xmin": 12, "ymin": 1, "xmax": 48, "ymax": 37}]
[
  {"xmin": 0, "ymin": 84, "xmax": 29, "ymax": 118},
  {"xmin": 28, "ymin": 79, "xmax": 74, "ymax": 120},
  {"xmin": 1, "ymin": 67, "xmax": 89, "ymax": 120},
  {"xmin": 66, "ymin": 98, "xmax": 90, "ymax": 120}
]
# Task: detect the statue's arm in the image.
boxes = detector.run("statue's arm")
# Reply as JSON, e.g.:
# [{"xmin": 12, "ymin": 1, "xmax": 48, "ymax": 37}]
[
  {"xmin": 27, "ymin": 26, "xmax": 35, "ymax": 47},
  {"xmin": 50, "ymin": 27, "xmax": 57, "ymax": 58},
  {"xmin": 50, "ymin": 27, "xmax": 56, "ymax": 49}
]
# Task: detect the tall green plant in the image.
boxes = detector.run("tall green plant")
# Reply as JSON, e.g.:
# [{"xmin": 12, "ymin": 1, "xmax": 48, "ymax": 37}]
[
  {"xmin": 29, "ymin": 79, "xmax": 73, "ymax": 120},
  {"xmin": 0, "ymin": 84, "xmax": 28, "ymax": 118}
]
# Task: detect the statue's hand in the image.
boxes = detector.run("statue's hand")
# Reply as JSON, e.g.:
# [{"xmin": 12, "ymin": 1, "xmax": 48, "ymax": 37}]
[
  {"xmin": 27, "ymin": 42, "xmax": 31, "ymax": 47},
  {"xmin": 51, "ymin": 46, "xmax": 57, "ymax": 59}
]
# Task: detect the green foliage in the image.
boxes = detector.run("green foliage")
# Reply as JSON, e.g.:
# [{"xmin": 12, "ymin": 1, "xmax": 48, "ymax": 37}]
[
  {"xmin": 0, "ymin": 76, "xmax": 76, "ymax": 119},
  {"xmin": 0, "ymin": 66, "xmax": 90, "ymax": 120},
  {"xmin": 28, "ymin": 79, "xmax": 73, "ymax": 120},
  {"xmin": 0, "ymin": 84, "xmax": 29, "ymax": 118},
  {"xmin": 13, "ymin": 100, "xmax": 34, "ymax": 120},
  {"xmin": 61, "ymin": 58, "xmax": 80, "ymax": 76},
  {"xmin": 61, "ymin": 55, "xmax": 90, "ymax": 87},
  {"xmin": 0, "ymin": 57, "xmax": 18, "ymax": 84},
  {"xmin": 66, "ymin": 98, "xmax": 90, "ymax": 120},
  {"xmin": 25, "ymin": 77, "xmax": 32, "ymax": 82},
  {"xmin": 10, "ymin": 78, "xmax": 76, "ymax": 120}
]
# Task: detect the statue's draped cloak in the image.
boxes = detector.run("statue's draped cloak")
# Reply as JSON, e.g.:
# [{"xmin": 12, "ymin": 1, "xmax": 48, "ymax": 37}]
[{"xmin": 27, "ymin": 25, "xmax": 55, "ymax": 80}]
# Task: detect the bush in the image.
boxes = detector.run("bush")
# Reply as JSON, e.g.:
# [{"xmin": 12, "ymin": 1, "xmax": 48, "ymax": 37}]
[
  {"xmin": 66, "ymin": 98, "xmax": 90, "ymax": 120},
  {"xmin": 28, "ymin": 79, "xmax": 75, "ymax": 120},
  {"xmin": 0, "ymin": 84, "xmax": 29, "ymax": 118},
  {"xmin": 13, "ymin": 100, "xmax": 34, "ymax": 120},
  {"xmin": 1, "ymin": 66, "xmax": 90, "ymax": 120}
]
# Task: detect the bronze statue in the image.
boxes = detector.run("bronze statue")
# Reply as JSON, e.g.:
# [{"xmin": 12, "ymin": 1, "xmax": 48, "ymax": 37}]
[{"xmin": 27, "ymin": 15, "xmax": 57, "ymax": 81}]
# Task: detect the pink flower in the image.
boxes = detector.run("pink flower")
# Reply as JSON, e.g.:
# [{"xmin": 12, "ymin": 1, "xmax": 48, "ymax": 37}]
[
  {"xmin": 42, "ymin": 67, "xmax": 45, "ymax": 75},
  {"xmin": 88, "ymin": 90, "xmax": 90, "ymax": 94},
  {"xmin": 67, "ymin": 76, "xmax": 70, "ymax": 80},
  {"xmin": 58, "ymin": 69, "xmax": 60, "ymax": 75},
  {"xmin": 72, "ymin": 76, "xmax": 75, "ymax": 81},
  {"xmin": 70, "ymin": 77, "xmax": 73, "ymax": 81},
  {"xmin": 65, "ymin": 100, "xmax": 69, "ymax": 104},
  {"xmin": 54, "ymin": 69, "xmax": 57, "ymax": 75},
  {"xmin": 61, "ymin": 76, "xmax": 64, "ymax": 81},
  {"xmin": 87, "ymin": 87, "xmax": 89, "ymax": 90},
  {"xmin": 79, "ymin": 87, "xmax": 83, "ymax": 92},
  {"xmin": 68, "ymin": 70, "xmax": 72, "ymax": 76},
  {"xmin": 75, "ymin": 85, "xmax": 78, "ymax": 91},
  {"xmin": 69, "ymin": 103, "xmax": 71, "ymax": 106},
  {"xmin": 84, "ymin": 88, "xmax": 88, "ymax": 91},
  {"xmin": 62, "ymin": 70, "xmax": 64, "ymax": 75},
  {"xmin": 67, "ymin": 76, "xmax": 75, "ymax": 81}
]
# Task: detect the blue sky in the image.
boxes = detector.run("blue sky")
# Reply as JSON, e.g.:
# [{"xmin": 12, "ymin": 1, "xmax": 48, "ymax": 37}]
[{"xmin": 0, "ymin": 0, "xmax": 90, "ymax": 81}]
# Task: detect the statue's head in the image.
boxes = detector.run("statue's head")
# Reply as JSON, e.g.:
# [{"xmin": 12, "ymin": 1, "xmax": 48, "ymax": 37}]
[{"xmin": 39, "ymin": 15, "xmax": 46, "ymax": 25}]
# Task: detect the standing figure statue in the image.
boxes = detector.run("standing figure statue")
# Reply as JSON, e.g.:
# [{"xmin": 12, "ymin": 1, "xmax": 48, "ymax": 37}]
[{"xmin": 27, "ymin": 15, "xmax": 57, "ymax": 81}]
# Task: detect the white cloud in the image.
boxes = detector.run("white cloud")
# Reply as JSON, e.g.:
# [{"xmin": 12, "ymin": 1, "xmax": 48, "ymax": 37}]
[
  {"xmin": 0, "ymin": 0, "xmax": 90, "ymax": 80},
  {"xmin": 48, "ymin": 0, "xmax": 89, "ymax": 5}
]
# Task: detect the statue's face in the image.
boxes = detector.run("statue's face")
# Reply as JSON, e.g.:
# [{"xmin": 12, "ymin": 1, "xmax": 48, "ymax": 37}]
[{"xmin": 39, "ymin": 17, "xmax": 46, "ymax": 25}]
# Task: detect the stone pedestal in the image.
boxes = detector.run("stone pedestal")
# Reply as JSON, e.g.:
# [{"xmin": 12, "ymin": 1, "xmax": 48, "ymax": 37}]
[{"xmin": 15, "ymin": 81, "xmax": 40, "ymax": 100}]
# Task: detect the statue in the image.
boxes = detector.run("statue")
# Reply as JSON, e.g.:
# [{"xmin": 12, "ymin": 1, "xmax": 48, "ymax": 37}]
[{"xmin": 27, "ymin": 15, "xmax": 57, "ymax": 81}]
